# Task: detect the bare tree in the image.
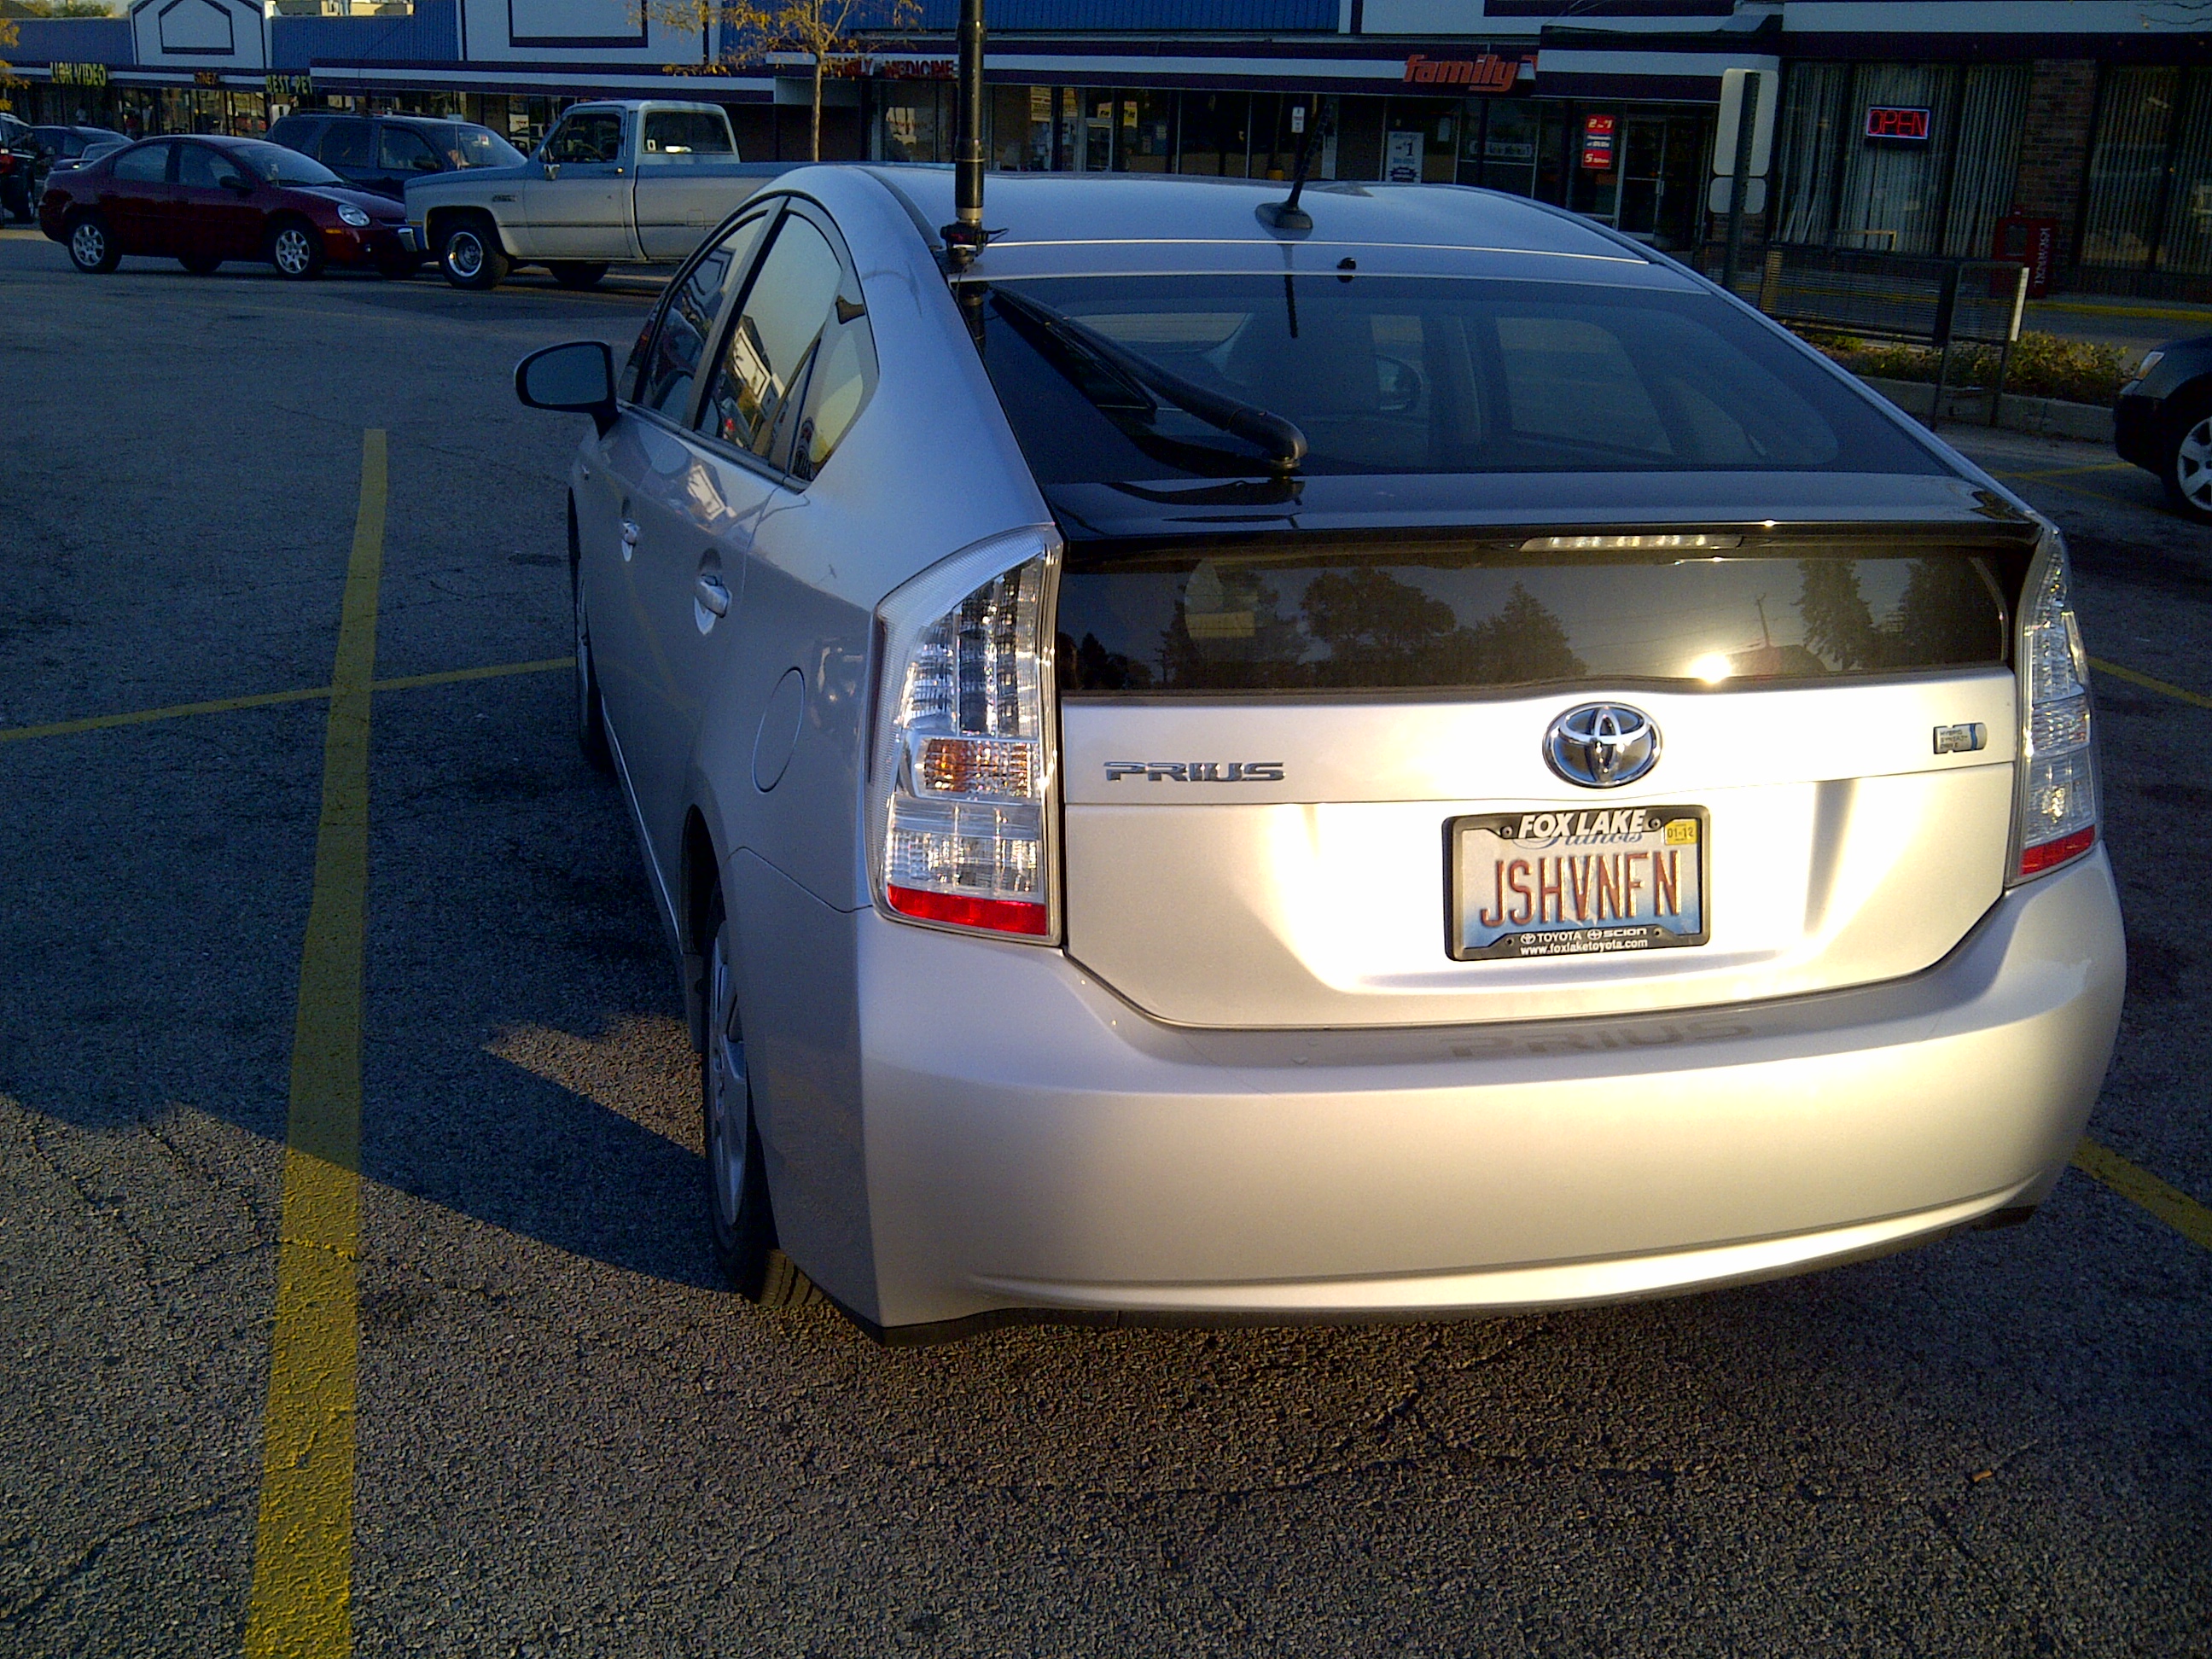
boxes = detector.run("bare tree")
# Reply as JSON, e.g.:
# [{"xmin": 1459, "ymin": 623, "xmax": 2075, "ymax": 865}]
[
  {"xmin": 0, "ymin": 15, "xmax": 18, "ymax": 97},
  {"xmin": 756, "ymin": 0, "xmax": 920, "ymax": 162},
  {"xmin": 633, "ymin": 0, "xmax": 760, "ymax": 68}
]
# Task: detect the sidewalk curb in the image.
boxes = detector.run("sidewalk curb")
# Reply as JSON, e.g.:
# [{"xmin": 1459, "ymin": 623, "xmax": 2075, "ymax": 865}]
[{"xmin": 1858, "ymin": 375, "xmax": 2115, "ymax": 443}]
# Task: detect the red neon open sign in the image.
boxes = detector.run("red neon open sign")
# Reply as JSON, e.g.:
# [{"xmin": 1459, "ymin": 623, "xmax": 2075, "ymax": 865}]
[{"xmin": 1865, "ymin": 106, "xmax": 1932, "ymax": 142}]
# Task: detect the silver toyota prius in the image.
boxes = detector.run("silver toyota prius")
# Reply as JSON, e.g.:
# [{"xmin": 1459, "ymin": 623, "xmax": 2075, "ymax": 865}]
[{"xmin": 515, "ymin": 166, "xmax": 2124, "ymax": 1342}]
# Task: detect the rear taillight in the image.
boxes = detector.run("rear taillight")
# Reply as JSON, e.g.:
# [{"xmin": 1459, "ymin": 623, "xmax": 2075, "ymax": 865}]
[
  {"xmin": 869, "ymin": 527, "xmax": 1061, "ymax": 941},
  {"xmin": 2011, "ymin": 531, "xmax": 2098, "ymax": 882}
]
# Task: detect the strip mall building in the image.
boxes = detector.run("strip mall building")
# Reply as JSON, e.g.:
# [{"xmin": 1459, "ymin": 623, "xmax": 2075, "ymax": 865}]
[{"xmin": 9, "ymin": 0, "xmax": 2211, "ymax": 299}]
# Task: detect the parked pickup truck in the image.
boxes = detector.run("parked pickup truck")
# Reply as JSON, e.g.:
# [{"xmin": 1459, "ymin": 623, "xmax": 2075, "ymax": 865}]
[{"xmin": 406, "ymin": 101, "xmax": 792, "ymax": 290}]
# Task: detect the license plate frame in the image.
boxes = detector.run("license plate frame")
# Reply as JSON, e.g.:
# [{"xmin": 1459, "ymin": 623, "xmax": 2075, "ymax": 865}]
[{"xmin": 1447, "ymin": 805, "xmax": 1710, "ymax": 962}]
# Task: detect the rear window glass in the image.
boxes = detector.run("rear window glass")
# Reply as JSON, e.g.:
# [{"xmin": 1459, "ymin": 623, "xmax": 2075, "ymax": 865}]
[
  {"xmin": 1057, "ymin": 543, "xmax": 2011, "ymax": 696},
  {"xmin": 972, "ymin": 274, "xmax": 1942, "ymax": 483},
  {"xmin": 642, "ymin": 110, "xmax": 734, "ymax": 157}
]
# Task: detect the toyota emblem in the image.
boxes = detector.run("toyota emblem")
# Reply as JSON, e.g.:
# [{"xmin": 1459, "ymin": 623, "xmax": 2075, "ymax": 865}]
[{"xmin": 1544, "ymin": 702, "xmax": 1661, "ymax": 789}]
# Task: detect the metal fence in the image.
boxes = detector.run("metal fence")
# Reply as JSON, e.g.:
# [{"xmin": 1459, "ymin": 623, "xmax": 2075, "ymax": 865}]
[{"xmin": 1696, "ymin": 242, "xmax": 2032, "ymax": 429}]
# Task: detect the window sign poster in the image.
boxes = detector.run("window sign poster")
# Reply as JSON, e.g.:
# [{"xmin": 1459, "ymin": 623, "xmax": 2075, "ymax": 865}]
[
  {"xmin": 1385, "ymin": 129, "xmax": 1423, "ymax": 182},
  {"xmin": 1580, "ymin": 114, "xmax": 1616, "ymax": 171}
]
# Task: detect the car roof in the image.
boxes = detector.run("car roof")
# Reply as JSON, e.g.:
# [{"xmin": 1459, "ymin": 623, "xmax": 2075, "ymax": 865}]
[{"xmin": 855, "ymin": 167, "xmax": 1679, "ymax": 282}]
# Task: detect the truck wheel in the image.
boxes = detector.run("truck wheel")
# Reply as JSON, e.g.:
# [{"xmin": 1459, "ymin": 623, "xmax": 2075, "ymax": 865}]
[
  {"xmin": 2162, "ymin": 393, "xmax": 2212, "ymax": 524},
  {"xmin": 66, "ymin": 212, "xmax": 120, "ymax": 274},
  {"xmin": 438, "ymin": 216, "xmax": 508, "ymax": 290},
  {"xmin": 267, "ymin": 217, "xmax": 324, "ymax": 281},
  {"xmin": 547, "ymin": 261, "xmax": 608, "ymax": 291}
]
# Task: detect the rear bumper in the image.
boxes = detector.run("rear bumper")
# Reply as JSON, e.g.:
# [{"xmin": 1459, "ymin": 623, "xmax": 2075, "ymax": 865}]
[{"xmin": 753, "ymin": 851, "xmax": 2122, "ymax": 1336}]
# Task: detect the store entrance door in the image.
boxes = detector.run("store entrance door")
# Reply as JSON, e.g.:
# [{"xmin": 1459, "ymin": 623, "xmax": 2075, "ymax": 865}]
[{"xmin": 1610, "ymin": 112, "xmax": 1712, "ymax": 252}]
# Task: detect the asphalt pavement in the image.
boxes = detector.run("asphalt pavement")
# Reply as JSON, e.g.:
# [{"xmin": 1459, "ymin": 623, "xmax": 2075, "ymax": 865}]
[{"xmin": 1, "ymin": 226, "xmax": 2207, "ymax": 1656}]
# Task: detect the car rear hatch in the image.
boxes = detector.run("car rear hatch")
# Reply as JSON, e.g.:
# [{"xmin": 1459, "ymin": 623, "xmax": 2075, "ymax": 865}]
[{"xmin": 1054, "ymin": 493, "xmax": 2040, "ymax": 1029}]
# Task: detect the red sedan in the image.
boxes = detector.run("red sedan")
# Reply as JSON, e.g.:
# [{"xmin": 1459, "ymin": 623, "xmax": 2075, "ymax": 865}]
[{"xmin": 38, "ymin": 134, "xmax": 418, "ymax": 280}]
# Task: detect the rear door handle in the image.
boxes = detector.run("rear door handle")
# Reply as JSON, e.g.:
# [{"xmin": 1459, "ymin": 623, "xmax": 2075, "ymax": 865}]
[{"xmin": 695, "ymin": 573, "xmax": 731, "ymax": 617}]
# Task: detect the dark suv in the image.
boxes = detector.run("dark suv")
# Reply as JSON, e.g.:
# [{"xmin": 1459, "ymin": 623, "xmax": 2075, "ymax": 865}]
[{"xmin": 265, "ymin": 112, "xmax": 524, "ymax": 202}]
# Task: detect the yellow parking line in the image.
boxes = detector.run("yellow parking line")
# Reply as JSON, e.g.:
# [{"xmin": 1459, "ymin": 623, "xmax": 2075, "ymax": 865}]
[
  {"xmin": 2073, "ymin": 1138, "xmax": 2212, "ymax": 1250},
  {"xmin": 0, "ymin": 684, "xmax": 335, "ymax": 744},
  {"xmin": 242, "ymin": 430, "xmax": 386, "ymax": 1659},
  {"xmin": 2091, "ymin": 657, "xmax": 2212, "ymax": 711},
  {"xmin": 372, "ymin": 656, "xmax": 573, "ymax": 692},
  {"xmin": 0, "ymin": 659, "xmax": 573, "ymax": 745}
]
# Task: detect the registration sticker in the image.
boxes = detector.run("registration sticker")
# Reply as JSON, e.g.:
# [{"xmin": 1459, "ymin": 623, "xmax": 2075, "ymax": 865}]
[{"xmin": 1448, "ymin": 806, "xmax": 1708, "ymax": 962}]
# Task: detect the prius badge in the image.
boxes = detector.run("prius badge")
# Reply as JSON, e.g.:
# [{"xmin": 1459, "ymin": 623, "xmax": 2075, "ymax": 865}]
[{"xmin": 1544, "ymin": 702, "xmax": 1661, "ymax": 789}]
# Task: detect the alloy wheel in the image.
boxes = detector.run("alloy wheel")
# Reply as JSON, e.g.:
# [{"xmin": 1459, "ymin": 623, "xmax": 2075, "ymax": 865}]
[
  {"xmin": 69, "ymin": 221, "xmax": 105, "ymax": 267},
  {"xmin": 2177, "ymin": 417, "xmax": 2212, "ymax": 512},
  {"xmin": 272, "ymin": 226, "xmax": 314, "ymax": 277},
  {"xmin": 704, "ymin": 929, "xmax": 749, "ymax": 1239}
]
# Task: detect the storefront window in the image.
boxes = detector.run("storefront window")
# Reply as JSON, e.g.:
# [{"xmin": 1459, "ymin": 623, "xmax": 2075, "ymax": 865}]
[
  {"xmin": 878, "ymin": 83, "xmax": 952, "ymax": 163},
  {"xmin": 1472, "ymin": 101, "xmax": 1540, "ymax": 195},
  {"xmin": 1772, "ymin": 61, "xmax": 2026, "ymax": 259},
  {"xmin": 1114, "ymin": 90, "xmax": 1175, "ymax": 173},
  {"xmin": 2082, "ymin": 68, "xmax": 2186, "ymax": 271},
  {"xmin": 1177, "ymin": 92, "xmax": 1251, "ymax": 177},
  {"xmin": 1383, "ymin": 98, "xmax": 1460, "ymax": 183},
  {"xmin": 2155, "ymin": 75, "xmax": 2212, "ymax": 274}
]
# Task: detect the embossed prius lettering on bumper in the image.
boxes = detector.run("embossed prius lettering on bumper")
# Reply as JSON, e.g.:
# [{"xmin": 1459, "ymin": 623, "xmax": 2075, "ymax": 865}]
[{"xmin": 1104, "ymin": 761, "xmax": 1286, "ymax": 783}]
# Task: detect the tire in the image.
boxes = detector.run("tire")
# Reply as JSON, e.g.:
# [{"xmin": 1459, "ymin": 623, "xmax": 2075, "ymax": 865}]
[
  {"xmin": 570, "ymin": 509, "xmax": 614, "ymax": 775},
  {"xmin": 2162, "ymin": 394, "xmax": 2212, "ymax": 523},
  {"xmin": 548, "ymin": 261, "xmax": 609, "ymax": 291},
  {"xmin": 178, "ymin": 252, "xmax": 222, "ymax": 275},
  {"xmin": 267, "ymin": 217, "xmax": 324, "ymax": 281},
  {"xmin": 66, "ymin": 212, "xmax": 119, "ymax": 274},
  {"xmin": 701, "ymin": 897, "xmax": 818, "ymax": 1309},
  {"xmin": 437, "ymin": 215, "xmax": 508, "ymax": 290}
]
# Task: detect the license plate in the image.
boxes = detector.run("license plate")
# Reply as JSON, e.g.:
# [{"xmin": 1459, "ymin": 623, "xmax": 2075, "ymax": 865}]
[{"xmin": 1448, "ymin": 806, "xmax": 1708, "ymax": 962}]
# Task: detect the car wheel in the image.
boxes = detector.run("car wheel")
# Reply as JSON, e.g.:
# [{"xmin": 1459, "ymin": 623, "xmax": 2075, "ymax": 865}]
[
  {"xmin": 2163, "ymin": 396, "xmax": 2212, "ymax": 523},
  {"xmin": 701, "ymin": 898, "xmax": 818, "ymax": 1309},
  {"xmin": 437, "ymin": 216, "xmax": 508, "ymax": 291},
  {"xmin": 571, "ymin": 526, "xmax": 614, "ymax": 774},
  {"xmin": 547, "ymin": 261, "xmax": 609, "ymax": 291},
  {"xmin": 66, "ymin": 212, "xmax": 119, "ymax": 274},
  {"xmin": 267, "ymin": 218, "xmax": 324, "ymax": 281},
  {"xmin": 178, "ymin": 252, "xmax": 222, "ymax": 275}
]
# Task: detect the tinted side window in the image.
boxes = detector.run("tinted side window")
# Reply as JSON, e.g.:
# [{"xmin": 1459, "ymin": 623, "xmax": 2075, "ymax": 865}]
[
  {"xmin": 378, "ymin": 125, "xmax": 439, "ymax": 173},
  {"xmin": 641, "ymin": 110, "xmax": 734, "ymax": 157},
  {"xmin": 637, "ymin": 212, "xmax": 771, "ymax": 419},
  {"xmin": 699, "ymin": 214, "xmax": 846, "ymax": 467},
  {"xmin": 546, "ymin": 112, "xmax": 623, "ymax": 165},
  {"xmin": 176, "ymin": 144, "xmax": 241, "ymax": 189},
  {"xmin": 110, "ymin": 142, "xmax": 169, "ymax": 183},
  {"xmin": 320, "ymin": 120, "xmax": 373, "ymax": 169}
]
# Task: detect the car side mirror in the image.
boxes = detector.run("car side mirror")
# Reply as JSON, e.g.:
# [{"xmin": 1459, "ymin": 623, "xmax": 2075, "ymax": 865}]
[
  {"xmin": 515, "ymin": 341, "xmax": 617, "ymax": 435},
  {"xmin": 541, "ymin": 160, "xmax": 561, "ymax": 181}
]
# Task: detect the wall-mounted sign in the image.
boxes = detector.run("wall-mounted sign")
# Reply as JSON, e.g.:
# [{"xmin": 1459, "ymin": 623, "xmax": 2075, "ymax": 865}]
[
  {"xmin": 1401, "ymin": 53, "xmax": 1532, "ymax": 94},
  {"xmin": 1580, "ymin": 113, "xmax": 1616, "ymax": 172},
  {"xmin": 194, "ymin": 70, "xmax": 224, "ymax": 88},
  {"xmin": 1865, "ymin": 106, "xmax": 1932, "ymax": 142},
  {"xmin": 52, "ymin": 62, "xmax": 110, "ymax": 88},
  {"xmin": 267, "ymin": 73, "xmax": 312, "ymax": 98}
]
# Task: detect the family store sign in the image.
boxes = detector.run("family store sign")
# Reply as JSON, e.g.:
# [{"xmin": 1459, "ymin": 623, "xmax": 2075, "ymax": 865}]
[{"xmin": 1400, "ymin": 54, "xmax": 1534, "ymax": 92}]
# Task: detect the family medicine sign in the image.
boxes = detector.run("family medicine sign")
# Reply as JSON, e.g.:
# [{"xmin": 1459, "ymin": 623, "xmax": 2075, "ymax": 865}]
[{"xmin": 1400, "ymin": 54, "xmax": 1534, "ymax": 93}]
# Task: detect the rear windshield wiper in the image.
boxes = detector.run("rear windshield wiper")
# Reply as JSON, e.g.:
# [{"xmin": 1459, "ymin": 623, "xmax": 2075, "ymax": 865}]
[{"xmin": 986, "ymin": 285, "xmax": 1309, "ymax": 474}]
